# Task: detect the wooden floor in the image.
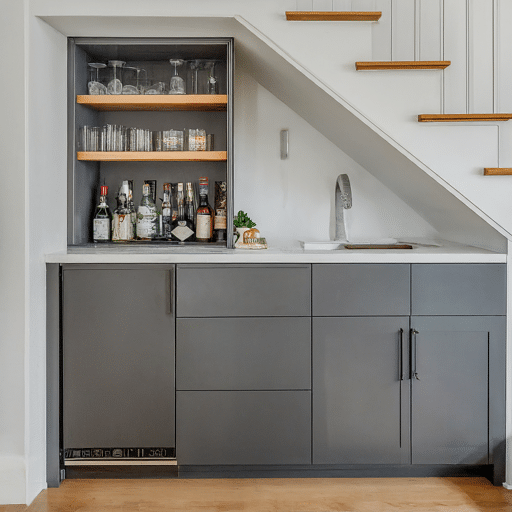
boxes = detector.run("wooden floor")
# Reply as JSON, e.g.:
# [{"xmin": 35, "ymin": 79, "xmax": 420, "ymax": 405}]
[{"xmin": 2, "ymin": 477, "xmax": 512, "ymax": 511}]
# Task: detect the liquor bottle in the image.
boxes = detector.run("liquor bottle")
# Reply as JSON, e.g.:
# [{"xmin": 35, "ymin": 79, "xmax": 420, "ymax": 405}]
[
  {"xmin": 112, "ymin": 186, "xmax": 134, "ymax": 241},
  {"xmin": 171, "ymin": 183, "xmax": 195, "ymax": 242},
  {"xmin": 196, "ymin": 177, "xmax": 213, "ymax": 242},
  {"xmin": 161, "ymin": 183, "xmax": 172, "ymax": 238},
  {"xmin": 93, "ymin": 185, "xmax": 111, "ymax": 242},
  {"xmin": 136, "ymin": 183, "xmax": 158, "ymax": 239},
  {"xmin": 214, "ymin": 181, "xmax": 227, "ymax": 242},
  {"xmin": 185, "ymin": 182, "xmax": 196, "ymax": 230},
  {"xmin": 127, "ymin": 180, "xmax": 136, "ymax": 232}
]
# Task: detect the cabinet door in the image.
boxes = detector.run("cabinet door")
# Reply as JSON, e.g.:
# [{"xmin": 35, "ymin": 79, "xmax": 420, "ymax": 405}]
[
  {"xmin": 313, "ymin": 264, "xmax": 410, "ymax": 316},
  {"xmin": 176, "ymin": 391, "xmax": 311, "ymax": 465},
  {"xmin": 177, "ymin": 317, "xmax": 311, "ymax": 390},
  {"xmin": 411, "ymin": 264, "xmax": 506, "ymax": 316},
  {"xmin": 313, "ymin": 317, "xmax": 410, "ymax": 464},
  {"xmin": 176, "ymin": 264, "xmax": 311, "ymax": 317},
  {"xmin": 411, "ymin": 316, "xmax": 505, "ymax": 467},
  {"xmin": 62, "ymin": 265, "xmax": 175, "ymax": 450}
]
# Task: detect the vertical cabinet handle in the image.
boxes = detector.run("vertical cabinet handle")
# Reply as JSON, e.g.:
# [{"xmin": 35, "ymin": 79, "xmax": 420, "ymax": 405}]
[
  {"xmin": 168, "ymin": 269, "xmax": 174, "ymax": 315},
  {"xmin": 399, "ymin": 328, "xmax": 404, "ymax": 381},
  {"xmin": 411, "ymin": 329, "xmax": 420, "ymax": 380}
]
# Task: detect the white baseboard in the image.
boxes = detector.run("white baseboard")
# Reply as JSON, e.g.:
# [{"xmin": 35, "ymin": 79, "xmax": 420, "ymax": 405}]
[{"xmin": 0, "ymin": 455, "xmax": 26, "ymax": 505}]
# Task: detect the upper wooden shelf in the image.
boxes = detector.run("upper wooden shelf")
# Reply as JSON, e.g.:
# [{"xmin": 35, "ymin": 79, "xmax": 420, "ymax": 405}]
[
  {"xmin": 418, "ymin": 113, "xmax": 512, "ymax": 122},
  {"xmin": 484, "ymin": 168, "xmax": 512, "ymax": 176},
  {"xmin": 285, "ymin": 11, "xmax": 382, "ymax": 21},
  {"xmin": 77, "ymin": 151, "xmax": 227, "ymax": 162},
  {"xmin": 356, "ymin": 61, "xmax": 451, "ymax": 71},
  {"xmin": 76, "ymin": 95, "xmax": 228, "ymax": 112}
]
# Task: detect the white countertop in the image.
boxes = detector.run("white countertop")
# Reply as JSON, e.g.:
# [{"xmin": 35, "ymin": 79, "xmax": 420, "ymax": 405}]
[{"xmin": 45, "ymin": 239, "xmax": 507, "ymax": 264}]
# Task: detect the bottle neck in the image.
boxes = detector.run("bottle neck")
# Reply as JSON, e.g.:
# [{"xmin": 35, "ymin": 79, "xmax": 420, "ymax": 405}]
[
  {"xmin": 199, "ymin": 193, "xmax": 209, "ymax": 206},
  {"xmin": 99, "ymin": 195, "xmax": 108, "ymax": 206}
]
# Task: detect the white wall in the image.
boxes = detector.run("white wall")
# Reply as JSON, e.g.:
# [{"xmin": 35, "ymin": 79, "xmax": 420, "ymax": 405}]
[{"xmin": 0, "ymin": 0, "xmax": 27, "ymax": 504}]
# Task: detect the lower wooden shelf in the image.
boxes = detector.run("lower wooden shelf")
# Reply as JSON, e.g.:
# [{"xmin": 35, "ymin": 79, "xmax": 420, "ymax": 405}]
[
  {"xmin": 484, "ymin": 168, "xmax": 512, "ymax": 175},
  {"xmin": 285, "ymin": 11, "xmax": 382, "ymax": 21},
  {"xmin": 418, "ymin": 114, "xmax": 512, "ymax": 122},
  {"xmin": 356, "ymin": 61, "xmax": 450, "ymax": 70},
  {"xmin": 77, "ymin": 151, "xmax": 227, "ymax": 162}
]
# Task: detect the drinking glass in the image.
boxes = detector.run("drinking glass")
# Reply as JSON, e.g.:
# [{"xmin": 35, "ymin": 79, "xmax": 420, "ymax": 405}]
[
  {"xmin": 204, "ymin": 60, "xmax": 219, "ymax": 94},
  {"xmin": 88, "ymin": 63, "xmax": 107, "ymax": 95}
]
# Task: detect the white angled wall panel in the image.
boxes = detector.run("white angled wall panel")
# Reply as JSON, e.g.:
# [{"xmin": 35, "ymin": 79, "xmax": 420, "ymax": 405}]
[
  {"xmin": 469, "ymin": 0, "xmax": 494, "ymax": 113},
  {"xmin": 497, "ymin": 0, "xmax": 512, "ymax": 112},
  {"xmin": 391, "ymin": 0, "xmax": 416, "ymax": 60},
  {"xmin": 372, "ymin": 0, "xmax": 392, "ymax": 60},
  {"xmin": 443, "ymin": 0, "xmax": 467, "ymax": 113}
]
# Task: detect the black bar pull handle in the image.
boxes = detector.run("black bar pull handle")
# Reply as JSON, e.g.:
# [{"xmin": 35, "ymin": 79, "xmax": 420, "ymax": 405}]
[
  {"xmin": 411, "ymin": 329, "xmax": 420, "ymax": 380},
  {"xmin": 399, "ymin": 328, "xmax": 404, "ymax": 381}
]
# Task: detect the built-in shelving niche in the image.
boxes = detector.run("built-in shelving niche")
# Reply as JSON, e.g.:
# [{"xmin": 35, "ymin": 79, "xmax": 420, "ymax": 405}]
[{"xmin": 68, "ymin": 37, "xmax": 234, "ymax": 247}]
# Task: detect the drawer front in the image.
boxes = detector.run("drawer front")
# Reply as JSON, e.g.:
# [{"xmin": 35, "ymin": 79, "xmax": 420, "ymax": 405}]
[
  {"xmin": 176, "ymin": 264, "xmax": 311, "ymax": 317},
  {"xmin": 412, "ymin": 264, "xmax": 506, "ymax": 316},
  {"xmin": 177, "ymin": 317, "xmax": 311, "ymax": 390},
  {"xmin": 176, "ymin": 391, "xmax": 311, "ymax": 465},
  {"xmin": 313, "ymin": 264, "xmax": 410, "ymax": 316}
]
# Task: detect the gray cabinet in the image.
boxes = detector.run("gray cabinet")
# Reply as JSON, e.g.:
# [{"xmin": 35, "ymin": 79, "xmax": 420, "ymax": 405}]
[
  {"xmin": 313, "ymin": 316, "xmax": 410, "ymax": 464},
  {"xmin": 411, "ymin": 316, "xmax": 505, "ymax": 468},
  {"xmin": 62, "ymin": 265, "xmax": 175, "ymax": 451},
  {"xmin": 311, "ymin": 263, "xmax": 506, "ymax": 482},
  {"xmin": 175, "ymin": 264, "xmax": 312, "ymax": 465}
]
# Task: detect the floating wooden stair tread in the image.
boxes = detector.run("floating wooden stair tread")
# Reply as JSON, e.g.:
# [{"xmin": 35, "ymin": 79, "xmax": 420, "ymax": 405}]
[
  {"xmin": 285, "ymin": 11, "xmax": 382, "ymax": 21},
  {"xmin": 356, "ymin": 61, "xmax": 450, "ymax": 70},
  {"xmin": 418, "ymin": 113, "xmax": 512, "ymax": 122},
  {"xmin": 76, "ymin": 95, "xmax": 228, "ymax": 112},
  {"xmin": 77, "ymin": 151, "xmax": 227, "ymax": 162},
  {"xmin": 484, "ymin": 168, "xmax": 512, "ymax": 175}
]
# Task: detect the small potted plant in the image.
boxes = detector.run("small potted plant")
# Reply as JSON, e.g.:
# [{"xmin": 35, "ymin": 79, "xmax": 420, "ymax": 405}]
[{"xmin": 233, "ymin": 210, "xmax": 256, "ymax": 247}]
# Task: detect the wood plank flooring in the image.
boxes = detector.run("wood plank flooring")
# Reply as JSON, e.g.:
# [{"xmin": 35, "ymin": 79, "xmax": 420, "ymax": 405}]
[{"xmin": 2, "ymin": 477, "xmax": 512, "ymax": 511}]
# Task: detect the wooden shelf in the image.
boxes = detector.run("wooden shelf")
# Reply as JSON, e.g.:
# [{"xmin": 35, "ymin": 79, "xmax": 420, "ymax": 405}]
[
  {"xmin": 484, "ymin": 168, "xmax": 512, "ymax": 175},
  {"xmin": 77, "ymin": 151, "xmax": 227, "ymax": 162},
  {"xmin": 76, "ymin": 95, "xmax": 228, "ymax": 112},
  {"xmin": 418, "ymin": 113, "xmax": 512, "ymax": 122},
  {"xmin": 285, "ymin": 11, "xmax": 382, "ymax": 21},
  {"xmin": 356, "ymin": 61, "xmax": 451, "ymax": 70}
]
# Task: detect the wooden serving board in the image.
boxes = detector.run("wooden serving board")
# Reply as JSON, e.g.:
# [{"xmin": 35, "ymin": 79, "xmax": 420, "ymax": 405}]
[{"xmin": 344, "ymin": 244, "xmax": 413, "ymax": 250}]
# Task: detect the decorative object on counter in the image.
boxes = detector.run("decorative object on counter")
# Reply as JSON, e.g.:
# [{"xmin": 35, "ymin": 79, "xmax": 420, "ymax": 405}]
[
  {"xmin": 93, "ymin": 185, "xmax": 111, "ymax": 242},
  {"xmin": 241, "ymin": 228, "xmax": 268, "ymax": 250},
  {"xmin": 107, "ymin": 60, "xmax": 125, "ymax": 95},
  {"xmin": 88, "ymin": 63, "xmax": 107, "ymax": 95},
  {"xmin": 233, "ymin": 210, "xmax": 262, "ymax": 249},
  {"xmin": 214, "ymin": 181, "xmax": 227, "ymax": 242},
  {"xmin": 169, "ymin": 59, "xmax": 186, "ymax": 95},
  {"xmin": 196, "ymin": 177, "xmax": 214, "ymax": 241},
  {"xmin": 112, "ymin": 181, "xmax": 134, "ymax": 241},
  {"xmin": 171, "ymin": 183, "xmax": 195, "ymax": 242},
  {"xmin": 137, "ymin": 183, "xmax": 158, "ymax": 239}
]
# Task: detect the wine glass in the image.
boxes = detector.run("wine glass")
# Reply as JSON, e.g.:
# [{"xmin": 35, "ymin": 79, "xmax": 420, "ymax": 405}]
[
  {"xmin": 107, "ymin": 60, "xmax": 125, "ymax": 95},
  {"xmin": 169, "ymin": 59, "xmax": 186, "ymax": 95},
  {"xmin": 88, "ymin": 63, "xmax": 107, "ymax": 95}
]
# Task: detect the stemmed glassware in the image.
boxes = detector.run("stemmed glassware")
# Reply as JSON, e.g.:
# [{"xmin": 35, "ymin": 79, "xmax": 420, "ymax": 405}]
[
  {"xmin": 169, "ymin": 59, "xmax": 186, "ymax": 95},
  {"xmin": 107, "ymin": 60, "xmax": 125, "ymax": 95},
  {"xmin": 88, "ymin": 63, "xmax": 107, "ymax": 95},
  {"xmin": 204, "ymin": 60, "xmax": 219, "ymax": 94}
]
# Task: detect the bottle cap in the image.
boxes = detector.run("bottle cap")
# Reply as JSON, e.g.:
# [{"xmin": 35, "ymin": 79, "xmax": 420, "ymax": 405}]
[{"xmin": 100, "ymin": 185, "xmax": 108, "ymax": 196}]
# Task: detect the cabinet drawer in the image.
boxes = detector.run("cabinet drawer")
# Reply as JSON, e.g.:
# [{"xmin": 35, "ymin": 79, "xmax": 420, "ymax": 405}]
[
  {"xmin": 313, "ymin": 264, "xmax": 410, "ymax": 316},
  {"xmin": 411, "ymin": 264, "xmax": 506, "ymax": 316},
  {"xmin": 176, "ymin": 391, "xmax": 311, "ymax": 465},
  {"xmin": 177, "ymin": 317, "xmax": 311, "ymax": 390},
  {"xmin": 176, "ymin": 264, "xmax": 311, "ymax": 317}
]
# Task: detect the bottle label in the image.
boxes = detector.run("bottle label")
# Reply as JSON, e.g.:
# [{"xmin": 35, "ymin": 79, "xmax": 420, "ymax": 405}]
[
  {"xmin": 171, "ymin": 223, "xmax": 194, "ymax": 241},
  {"xmin": 214, "ymin": 211, "xmax": 227, "ymax": 229},
  {"xmin": 93, "ymin": 218, "xmax": 110, "ymax": 240},
  {"xmin": 137, "ymin": 206, "xmax": 157, "ymax": 238},
  {"xmin": 112, "ymin": 214, "xmax": 133, "ymax": 241},
  {"xmin": 196, "ymin": 215, "xmax": 211, "ymax": 239}
]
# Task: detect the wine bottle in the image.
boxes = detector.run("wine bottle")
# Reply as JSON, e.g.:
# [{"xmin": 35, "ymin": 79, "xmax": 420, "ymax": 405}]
[
  {"xmin": 161, "ymin": 183, "xmax": 172, "ymax": 238},
  {"xmin": 136, "ymin": 183, "xmax": 158, "ymax": 239},
  {"xmin": 196, "ymin": 177, "xmax": 213, "ymax": 242},
  {"xmin": 171, "ymin": 183, "xmax": 195, "ymax": 242},
  {"xmin": 93, "ymin": 185, "xmax": 111, "ymax": 242}
]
